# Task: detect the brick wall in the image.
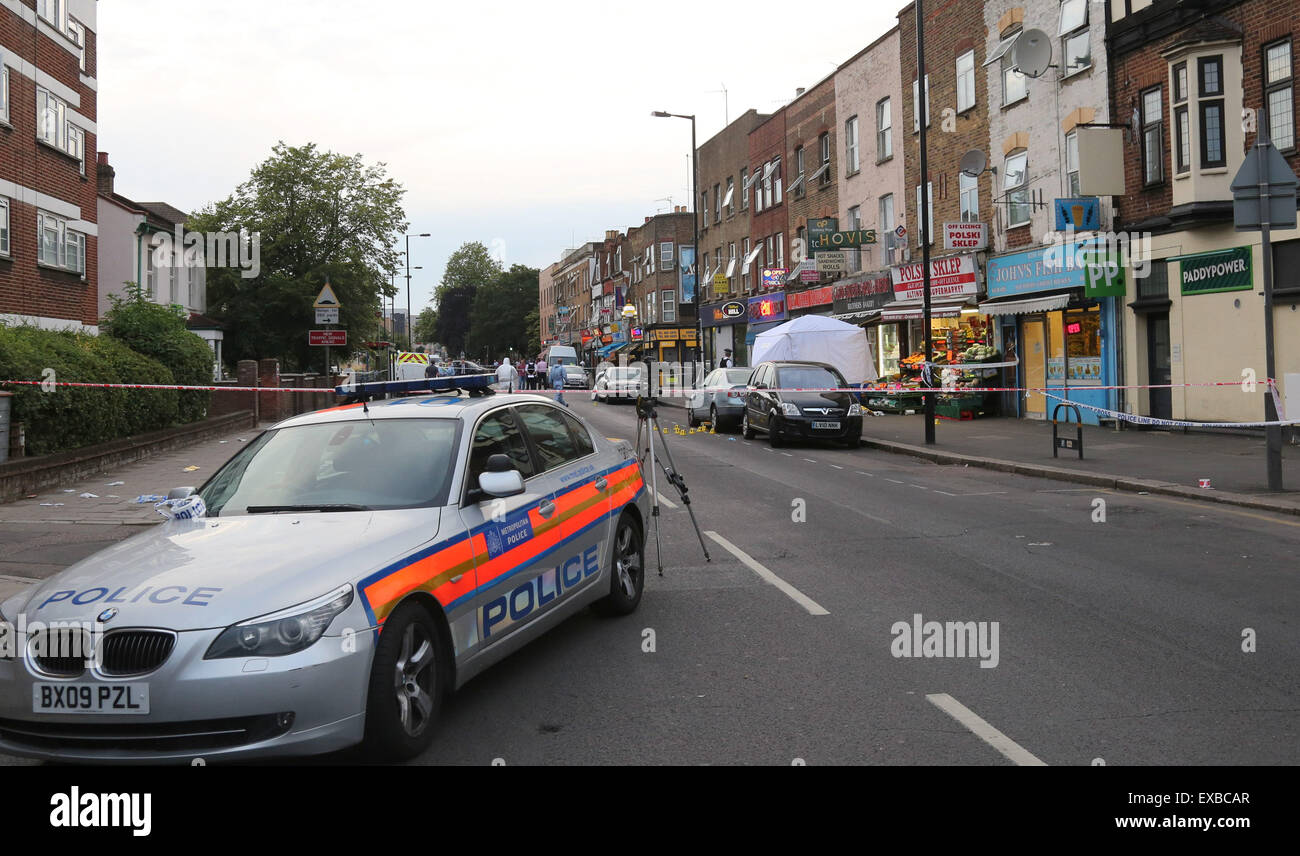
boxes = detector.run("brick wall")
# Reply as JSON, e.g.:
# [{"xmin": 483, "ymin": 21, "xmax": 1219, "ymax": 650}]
[
  {"xmin": 698, "ymin": 109, "xmax": 767, "ymax": 300},
  {"xmin": 0, "ymin": 3, "xmax": 99, "ymax": 327},
  {"xmin": 786, "ymin": 75, "xmax": 839, "ymax": 254},
  {"xmin": 748, "ymin": 107, "xmax": 788, "ymax": 285}
]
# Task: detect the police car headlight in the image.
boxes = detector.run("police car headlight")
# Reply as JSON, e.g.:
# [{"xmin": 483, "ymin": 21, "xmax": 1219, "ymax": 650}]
[{"xmin": 204, "ymin": 585, "xmax": 353, "ymax": 659}]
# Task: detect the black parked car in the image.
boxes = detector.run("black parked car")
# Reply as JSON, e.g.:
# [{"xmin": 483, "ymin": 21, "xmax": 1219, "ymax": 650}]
[{"xmin": 741, "ymin": 360, "xmax": 862, "ymax": 448}]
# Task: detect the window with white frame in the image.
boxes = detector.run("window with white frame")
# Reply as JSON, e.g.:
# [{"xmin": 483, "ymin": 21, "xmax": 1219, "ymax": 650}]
[
  {"xmin": 845, "ymin": 116, "xmax": 860, "ymax": 174},
  {"xmin": 876, "ymin": 97, "xmax": 892, "ymax": 161},
  {"xmin": 815, "ymin": 133, "xmax": 832, "ymax": 186},
  {"xmin": 713, "ymin": 184, "xmax": 721, "ymax": 223},
  {"xmin": 791, "ymin": 147, "xmax": 805, "ymax": 197},
  {"xmin": 1173, "ymin": 62, "xmax": 1190, "ymax": 173},
  {"xmin": 1, "ymin": 58, "xmax": 8, "ymax": 123},
  {"xmin": 879, "ymin": 194, "xmax": 895, "ymax": 264},
  {"xmin": 1003, "ymin": 151, "xmax": 1030, "ymax": 226},
  {"xmin": 660, "ymin": 241, "xmax": 674, "ymax": 270},
  {"xmin": 1059, "ymin": 0, "xmax": 1090, "ymax": 76},
  {"xmin": 773, "ymin": 158, "xmax": 783, "ymax": 203},
  {"xmin": 724, "ymin": 177, "xmax": 735, "ymax": 215},
  {"xmin": 956, "ymin": 51, "xmax": 976, "ymax": 112},
  {"xmin": 37, "ymin": 211, "xmax": 85, "ymax": 274},
  {"xmin": 847, "ymin": 206, "xmax": 862, "ymax": 271},
  {"xmin": 912, "ymin": 75, "xmax": 930, "ymax": 131},
  {"xmin": 741, "ymin": 237, "xmax": 753, "ymax": 290},
  {"xmin": 915, "ymin": 182, "xmax": 934, "ymax": 244},
  {"xmin": 662, "ymin": 290, "xmax": 675, "ymax": 322},
  {"xmin": 36, "ymin": 0, "xmax": 65, "ymax": 28},
  {"xmin": 1198, "ymin": 57, "xmax": 1225, "ymax": 168},
  {"xmin": 775, "ymin": 232, "xmax": 784, "ymax": 270},
  {"xmin": 727, "ymin": 242, "xmax": 737, "ymax": 292},
  {"xmin": 37, "ymin": 87, "xmax": 65, "ymax": 147},
  {"xmin": 701, "ymin": 190, "xmax": 708, "ymax": 225},
  {"xmin": 740, "ymin": 167, "xmax": 750, "ymax": 210},
  {"xmin": 1141, "ymin": 85, "xmax": 1164, "ymax": 183},
  {"xmin": 959, "ymin": 172, "xmax": 979, "ymax": 221},
  {"xmin": 0, "ymin": 197, "xmax": 8, "ymax": 256},
  {"xmin": 1065, "ymin": 131, "xmax": 1081, "ymax": 195},
  {"xmin": 989, "ymin": 30, "xmax": 1028, "ymax": 106},
  {"xmin": 1265, "ymin": 39, "xmax": 1294, "ymax": 151},
  {"xmin": 67, "ymin": 18, "xmax": 86, "ymax": 72}
]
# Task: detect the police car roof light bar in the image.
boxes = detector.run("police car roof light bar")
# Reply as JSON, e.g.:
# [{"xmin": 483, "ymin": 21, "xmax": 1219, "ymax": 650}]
[{"xmin": 335, "ymin": 372, "xmax": 498, "ymax": 402}]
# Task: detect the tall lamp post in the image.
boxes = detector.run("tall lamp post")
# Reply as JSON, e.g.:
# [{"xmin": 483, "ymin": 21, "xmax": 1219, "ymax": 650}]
[
  {"xmin": 915, "ymin": 1, "xmax": 936, "ymax": 445},
  {"xmin": 651, "ymin": 110, "xmax": 702, "ymax": 373},
  {"xmin": 405, "ymin": 232, "xmax": 431, "ymax": 350}
]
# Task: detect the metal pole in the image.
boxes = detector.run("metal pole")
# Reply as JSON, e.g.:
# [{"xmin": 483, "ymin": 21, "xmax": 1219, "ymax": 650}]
[
  {"xmin": 917, "ymin": 0, "xmax": 935, "ymax": 444},
  {"xmin": 691, "ymin": 115, "xmax": 703, "ymax": 380},
  {"xmin": 404, "ymin": 234, "xmax": 412, "ymax": 351},
  {"xmin": 1258, "ymin": 111, "xmax": 1283, "ymax": 489}
]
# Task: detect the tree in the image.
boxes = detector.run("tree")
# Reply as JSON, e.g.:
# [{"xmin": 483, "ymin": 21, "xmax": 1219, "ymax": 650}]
[
  {"xmin": 433, "ymin": 242, "xmax": 500, "ymax": 356},
  {"xmin": 465, "ymin": 264, "xmax": 540, "ymax": 359},
  {"xmin": 412, "ymin": 307, "xmax": 438, "ymax": 347},
  {"xmin": 523, "ymin": 307, "xmax": 541, "ymax": 357},
  {"xmin": 189, "ymin": 142, "xmax": 407, "ymax": 372}
]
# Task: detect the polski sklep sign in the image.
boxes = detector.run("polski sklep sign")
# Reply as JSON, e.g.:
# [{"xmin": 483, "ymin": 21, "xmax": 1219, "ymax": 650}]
[
  {"xmin": 891, "ymin": 254, "xmax": 978, "ymax": 301},
  {"xmin": 1176, "ymin": 246, "xmax": 1253, "ymax": 295},
  {"xmin": 943, "ymin": 222, "xmax": 987, "ymax": 251}
]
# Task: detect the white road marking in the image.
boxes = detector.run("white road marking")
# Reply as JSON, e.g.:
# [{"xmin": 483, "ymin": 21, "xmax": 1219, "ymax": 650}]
[
  {"xmin": 803, "ymin": 458, "xmax": 817, "ymax": 463},
  {"xmin": 705, "ymin": 531, "xmax": 829, "ymax": 616},
  {"xmin": 781, "ymin": 452, "xmax": 794, "ymax": 457},
  {"xmin": 933, "ymin": 490, "xmax": 1010, "ymax": 497},
  {"xmin": 910, "ymin": 484, "xmax": 928, "ymax": 490},
  {"xmin": 829, "ymin": 464, "xmax": 844, "ymax": 470},
  {"xmin": 926, "ymin": 693, "xmax": 1047, "ymax": 767},
  {"xmin": 655, "ymin": 492, "xmax": 679, "ymax": 509},
  {"xmin": 856, "ymin": 471, "xmax": 874, "ymax": 477},
  {"xmin": 1036, "ymin": 487, "xmax": 1095, "ymax": 493},
  {"xmin": 885, "ymin": 478, "xmax": 904, "ymax": 484}
]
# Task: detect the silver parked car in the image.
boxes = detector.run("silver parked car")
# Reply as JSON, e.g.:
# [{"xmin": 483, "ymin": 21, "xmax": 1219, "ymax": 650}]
[
  {"xmin": 0, "ymin": 393, "xmax": 650, "ymax": 762},
  {"xmin": 686, "ymin": 367, "xmax": 752, "ymax": 431},
  {"xmin": 593, "ymin": 366, "xmax": 646, "ymax": 403}
]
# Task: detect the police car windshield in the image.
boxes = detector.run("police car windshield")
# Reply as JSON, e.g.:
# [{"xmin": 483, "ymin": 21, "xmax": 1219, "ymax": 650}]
[{"xmin": 200, "ymin": 418, "xmax": 459, "ymax": 516}]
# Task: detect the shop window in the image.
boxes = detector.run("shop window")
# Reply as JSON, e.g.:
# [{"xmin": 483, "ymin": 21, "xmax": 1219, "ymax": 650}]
[
  {"xmin": 1063, "ymin": 306, "xmax": 1102, "ymax": 384},
  {"xmin": 1136, "ymin": 258, "xmax": 1169, "ymax": 299}
]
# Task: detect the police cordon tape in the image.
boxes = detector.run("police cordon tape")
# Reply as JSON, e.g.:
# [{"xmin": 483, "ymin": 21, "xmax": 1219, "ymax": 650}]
[{"xmin": 1040, "ymin": 393, "xmax": 1296, "ymax": 428}]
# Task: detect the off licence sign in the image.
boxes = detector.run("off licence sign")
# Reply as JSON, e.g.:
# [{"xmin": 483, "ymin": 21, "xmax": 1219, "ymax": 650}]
[
  {"xmin": 309, "ymin": 330, "xmax": 347, "ymax": 346},
  {"xmin": 943, "ymin": 222, "xmax": 987, "ymax": 251}
]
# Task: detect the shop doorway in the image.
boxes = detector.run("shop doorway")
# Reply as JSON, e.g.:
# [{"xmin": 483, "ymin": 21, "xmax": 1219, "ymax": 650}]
[
  {"xmin": 1147, "ymin": 313, "xmax": 1171, "ymax": 420},
  {"xmin": 1023, "ymin": 317, "xmax": 1047, "ymax": 419}
]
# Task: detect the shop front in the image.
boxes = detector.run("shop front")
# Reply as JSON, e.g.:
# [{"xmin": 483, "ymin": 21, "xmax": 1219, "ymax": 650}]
[
  {"xmin": 701, "ymin": 299, "xmax": 749, "ymax": 367},
  {"xmin": 745, "ymin": 291, "xmax": 788, "ymax": 351},
  {"xmin": 786, "ymin": 284, "xmax": 835, "ymax": 319},
  {"xmin": 983, "ymin": 239, "xmax": 1123, "ymax": 424},
  {"xmin": 646, "ymin": 326, "xmax": 698, "ymax": 366}
]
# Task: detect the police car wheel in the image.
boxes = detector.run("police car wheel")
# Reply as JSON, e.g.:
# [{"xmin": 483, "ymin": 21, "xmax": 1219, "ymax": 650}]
[
  {"xmin": 361, "ymin": 601, "xmax": 445, "ymax": 760},
  {"xmin": 593, "ymin": 514, "xmax": 644, "ymax": 617}
]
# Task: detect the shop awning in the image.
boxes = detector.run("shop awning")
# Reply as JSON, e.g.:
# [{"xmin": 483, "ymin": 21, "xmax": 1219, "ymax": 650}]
[
  {"xmin": 879, "ymin": 297, "xmax": 970, "ymax": 321},
  {"xmin": 977, "ymin": 293, "xmax": 1071, "ymax": 316},
  {"xmin": 745, "ymin": 320, "xmax": 784, "ymax": 345},
  {"xmin": 832, "ymin": 309, "xmax": 881, "ymax": 324}
]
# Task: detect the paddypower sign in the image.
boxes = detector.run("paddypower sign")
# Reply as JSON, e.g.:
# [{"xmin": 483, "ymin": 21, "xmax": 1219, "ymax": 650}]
[{"xmin": 1176, "ymin": 246, "xmax": 1253, "ymax": 296}]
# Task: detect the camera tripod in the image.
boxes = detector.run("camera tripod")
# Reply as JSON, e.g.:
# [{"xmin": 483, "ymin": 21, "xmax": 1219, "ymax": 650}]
[{"xmin": 633, "ymin": 394, "xmax": 711, "ymax": 576}]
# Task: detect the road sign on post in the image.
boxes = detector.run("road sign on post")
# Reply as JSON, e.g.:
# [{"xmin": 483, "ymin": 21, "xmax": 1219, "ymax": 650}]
[
  {"xmin": 314, "ymin": 282, "xmax": 341, "ymax": 309},
  {"xmin": 315, "ymin": 307, "xmax": 339, "ymax": 324},
  {"xmin": 310, "ymin": 330, "xmax": 347, "ymax": 346},
  {"xmin": 1230, "ymin": 111, "xmax": 1298, "ymax": 491}
]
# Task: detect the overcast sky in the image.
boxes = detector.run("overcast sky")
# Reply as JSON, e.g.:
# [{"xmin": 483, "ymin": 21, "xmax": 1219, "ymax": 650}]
[{"xmin": 99, "ymin": 1, "xmax": 901, "ymax": 314}]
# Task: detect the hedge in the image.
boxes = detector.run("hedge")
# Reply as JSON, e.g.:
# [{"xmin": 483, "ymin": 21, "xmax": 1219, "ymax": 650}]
[
  {"xmin": 101, "ymin": 287, "xmax": 213, "ymax": 423},
  {"xmin": 0, "ymin": 326, "xmax": 178, "ymax": 456}
]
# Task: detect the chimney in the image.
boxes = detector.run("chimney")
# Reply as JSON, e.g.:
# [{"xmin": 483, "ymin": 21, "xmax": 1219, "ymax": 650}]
[
  {"xmin": 645, "ymin": 216, "xmax": 651, "ymax": 224},
  {"xmin": 96, "ymin": 151, "xmax": 114, "ymax": 197},
  {"xmin": 796, "ymin": 87, "xmax": 806, "ymax": 98}
]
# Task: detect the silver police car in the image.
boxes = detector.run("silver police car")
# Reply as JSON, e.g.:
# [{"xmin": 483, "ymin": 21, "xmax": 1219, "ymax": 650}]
[{"xmin": 0, "ymin": 393, "xmax": 650, "ymax": 762}]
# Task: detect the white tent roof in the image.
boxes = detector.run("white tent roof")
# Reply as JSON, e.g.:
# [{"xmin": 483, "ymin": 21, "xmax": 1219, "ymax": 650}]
[{"xmin": 751, "ymin": 314, "xmax": 878, "ymax": 384}]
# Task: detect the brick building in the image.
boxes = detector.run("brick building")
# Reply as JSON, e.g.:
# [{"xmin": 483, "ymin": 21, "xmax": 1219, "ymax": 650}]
[
  {"xmin": 622, "ymin": 208, "xmax": 695, "ymax": 364},
  {"xmin": 1, "ymin": 0, "xmax": 98, "ymax": 330},
  {"xmin": 550, "ymin": 242, "xmax": 599, "ymax": 353},
  {"xmin": 696, "ymin": 108, "xmax": 768, "ymax": 366},
  {"xmin": 1110, "ymin": 0, "xmax": 1300, "ymax": 424},
  {"xmin": 744, "ymin": 106, "xmax": 789, "ymax": 362},
  {"xmin": 783, "ymin": 74, "xmax": 839, "ymax": 318},
  {"xmin": 537, "ymin": 261, "xmax": 558, "ymax": 348}
]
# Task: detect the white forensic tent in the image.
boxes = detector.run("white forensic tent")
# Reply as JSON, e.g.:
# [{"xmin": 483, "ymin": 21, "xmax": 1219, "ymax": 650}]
[{"xmin": 750, "ymin": 315, "xmax": 879, "ymax": 384}]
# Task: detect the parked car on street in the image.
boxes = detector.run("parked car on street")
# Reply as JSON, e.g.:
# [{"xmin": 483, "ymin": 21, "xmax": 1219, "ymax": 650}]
[
  {"xmin": 741, "ymin": 361, "xmax": 862, "ymax": 448},
  {"xmin": 593, "ymin": 366, "xmax": 646, "ymax": 403},
  {"xmin": 686, "ymin": 367, "xmax": 752, "ymax": 430},
  {"xmin": 562, "ymin": 365, "xmax": 587, "ymax": 389},
  {"xmin": 0, "ymin": 391, "xmax": 649, "ymax": 763}
]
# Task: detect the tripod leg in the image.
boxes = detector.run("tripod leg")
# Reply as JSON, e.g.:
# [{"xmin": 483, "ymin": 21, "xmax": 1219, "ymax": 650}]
[
  {"xmin": 637, "ymin": 413, "xmax": 665, "ymax": 577},
  {"xmin": 649, "ymin": 416, "xmax": 712, "ymax": 563}
]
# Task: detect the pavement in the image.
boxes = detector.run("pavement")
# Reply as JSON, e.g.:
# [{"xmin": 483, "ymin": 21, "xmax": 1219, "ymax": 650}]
[
  {"xmin": 0, "ymin": 424, "xmax": 264, "ymax": 604},
  {"xmin": 657, "ymin": 394, "xmax": 1300, "ymax": 515}
]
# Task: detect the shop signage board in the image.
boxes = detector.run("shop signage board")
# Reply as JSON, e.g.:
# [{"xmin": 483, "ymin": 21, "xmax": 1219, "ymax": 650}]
[
  {"xmin": 831, "ymin": 272, "xmax": 893, "ymax": 314},
  {"xmin": 761, "ymin": 268, "xmax": 787, "ymax": 288},
  {"xmin": 787, "ymin": 286, "xmax": 834, "ymax": 311},
  {"xmin": 943, "ymin": 222, "xmax": 988, "ymax": 251},
  {"xmin": 704, "ymin": 300, "xmax": 748, "ymax": 326},
  {"xmin": 808, "ymin": 229, "xmax": 877, "ymax": 250},
  {"xmin": 807, "ymin": 217, "xmax": 839, "ymax": 247},
  {"xmin": 309, "ymin": 330, "xmax": 346, "ymax": 346},
  {"xmin": 891, "ymin": 253, "xmax": 978, "ymax": 301},
  {"xmin": 1174, "ymin": 246, "xmax": 1254, "ymax": 296},
  {"xmin": 800, "ymin": 266, "xmax": 821, "ymax": 283},
  {"xmin": 712, "ymin": 273, "xmax": 729, "ymax": 293},
  {"xmin": 1053, "ymin": 198, "xmax": 1101, "ymax": 231},
  {"xmin": 815, "ymin": 251, "xmax": 847, "ymax": 274},
  {"xmin": 748, "ymin": 292, "xmax": 787, "ymax": 323},
  {"xmin": 987, "ymin": 238, "xmax": 1107, "ymax": 298}
]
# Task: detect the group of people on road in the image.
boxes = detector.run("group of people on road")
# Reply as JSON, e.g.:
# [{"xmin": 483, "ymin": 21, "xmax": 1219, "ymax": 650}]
[{"xmin": 478, "ymin": 354, "xmax": 571, "ymax": 407}]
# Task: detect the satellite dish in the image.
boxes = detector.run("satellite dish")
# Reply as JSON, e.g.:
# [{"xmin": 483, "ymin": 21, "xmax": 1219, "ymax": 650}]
[
  {"xmin": 959, "ymin": 149, "xmax": 988, "ymax": 178},
  {"xmin": 1013, "ymin": 28, "xmax": 1053, "ymax": 78}
]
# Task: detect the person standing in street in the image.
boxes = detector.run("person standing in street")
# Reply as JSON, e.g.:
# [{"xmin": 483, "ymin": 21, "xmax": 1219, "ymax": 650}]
[
  {"xmin": 496, "ymin": 356, "xmax": 519, "ymax": 391},
  {"xmin": 525, "ymin": 358, "xmax": 537, "ymax": 390},
  {"xmin": 548, "ymin": 360, "xmax": 568, "ymax": 407},
  {"xmin": 718, "ymin": 348, "xmax": 734, "ymax": 369},
  {"xmin": 536, "ymin": 355, "xmax": 548, "ymax": 392}
]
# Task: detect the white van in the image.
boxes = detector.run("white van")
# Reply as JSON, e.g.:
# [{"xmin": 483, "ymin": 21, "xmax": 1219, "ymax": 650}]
[{"xmin": 546, "ymin": 345, "xmax": 578, "ymax": 366}]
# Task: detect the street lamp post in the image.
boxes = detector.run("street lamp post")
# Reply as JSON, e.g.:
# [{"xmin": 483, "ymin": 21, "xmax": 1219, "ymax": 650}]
[
  {"xmin": 405, "ymin": 233, "xmax": 431, "ymax": 350},
  {"xmin": 652, "ymin": 111, "xmax": 702, "ymax": 375}
]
